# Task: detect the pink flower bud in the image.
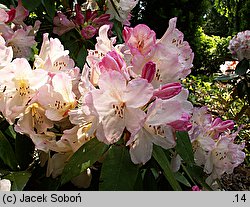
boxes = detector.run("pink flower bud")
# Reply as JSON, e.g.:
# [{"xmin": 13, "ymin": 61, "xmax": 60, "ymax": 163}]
[
  {"xmin": 81, "ymin": 25, "xmax": 97, "ymax": 39},
  {"xmin": 99, "ymin": 51, "xmax": 126, "ymax": 73},
  {"xmin": 6, "ymin": 8, "xmax": 16, "ymax": 23},
  {"xmin": 74, "ymin": 4, "xmax": 84, "ymax": 25},
  {"xmin": 153, "ymin": 82, "xmax": 182, "ymax": 100},
  {"xmin": 211, "ymin": 118, "xmax": 234, "ymax": 131},
  {"xmin": 168, "ymin": 113, "xmax": 192, "ymax": 131},
  {"xmin": 192, "ymin": 185, "xmax": 201, "ymax": 191},
  {"xmin": 141, "ymin": 61, "xmax": 156, "ymax": 83},
  {"xmin": 92, "ymin": 14, "xmax": 111, "ymax": 27},
  {"xmin": 209, "ymin": 118, "xmax": 235, "ymax": 139}
]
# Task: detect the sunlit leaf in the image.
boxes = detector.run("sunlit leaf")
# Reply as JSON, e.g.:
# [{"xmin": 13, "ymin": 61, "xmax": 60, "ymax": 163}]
[
  {"xmin": 61, "ymin": 138, "xmax": 109, "ymax": 185},
  {"xmin": 4, "ymin": 172, "xmax": 32, "ymax": 191},
  {"xmin": 152, "ymin": 145, "xmax": 182, "ymax": 190},
  {"xmin": 175, "ymin": 131, "xmax": 195, "ymax": 165},
  {"xmin": 0, "ymin": 131, "xmax": 18, "ymax": 170},
  {"xmin": 99, "ymin": 145, "xmax": 139, "ymax": 190}
]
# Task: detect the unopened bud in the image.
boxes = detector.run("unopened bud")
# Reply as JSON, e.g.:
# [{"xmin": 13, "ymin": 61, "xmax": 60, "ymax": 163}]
[
  {"xmin": 153, "ymin": 82, "xmax": 182, "ymax": 99},
  {"xmin": 141, "ymin": 61, "xmax": 156, "ymax": 83}
]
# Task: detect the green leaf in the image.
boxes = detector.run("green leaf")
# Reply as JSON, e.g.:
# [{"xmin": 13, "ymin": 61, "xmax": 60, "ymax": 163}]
[
  {"xmin": 61, "ymin": 138, "xmax": 109, "ymax": 185},
  {"xmin": 235, "ymin": 58, "xmax": 249, "ymax": 76},
  {"xmin": 22, "ymin": 0, "xmax": 42, "ymax": 11},
  {"xmin": 0, "ymin": 131, "xmax": 18, "ymax": 170},
  {"xmin": 76, "ymin": 46, "xmax": 87, "ymax": 69},
  {"xmin": 99, "ymin": 145, "xmax": 139, "ymax": 190},
  {"xmin": 186, "ymin": 165, "xmax": 212, "ymax": 191},
  {"xmin": 175, "ymin": 131, "xmax": 195, "ymax": 165},
  {"xmin": 15, "ymin": 133, "xmax": 35, "ymax": 170},
  {"xmin": 42, "ymin": 0, "xmax": 56, "ymax": 19},
  {"xmin": 142, "ymin": 168, "xmax": 158, "ymax": 190},
  {"xmin": 152, "ymin": 145, "xmax": 182, "ymax": 190},
  {"xmin": 214, "ymin": 74, "xmax": 238, "ymax": 81},
  {"xmin": 174, "ymin": 172, "xmax": 191, "ymax": 187},
  {"xmin": 4, "ymin": 172, "xmax": 31, "ymax": 191},
  {"xmin": 4, "ymin": 125, "xmax": 16, "ymax": 139}
]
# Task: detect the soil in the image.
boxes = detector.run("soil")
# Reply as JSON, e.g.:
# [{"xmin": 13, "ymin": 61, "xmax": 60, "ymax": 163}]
[{"xmin": 221, "ymin": 164, "xmax": 250, "ymax": 191}]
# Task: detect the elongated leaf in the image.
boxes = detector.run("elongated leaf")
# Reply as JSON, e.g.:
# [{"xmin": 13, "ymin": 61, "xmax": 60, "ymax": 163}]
[
  {"xmin": 214, "ymin": 74, "xmax": 238, "ymax": 81},
  {"xmin": 15, "ymin": 133, "xmax": 35, "ymax": 170},
  {"xmin": 235, "ymin": 58, "xmax": 249, "ymax": 76},
  {"xmin": 175, "ymin": 131, "xmax": 195, "ymax": 165},
  {"xmin": 143, "ymin": 168, "xmax": 158, "ymax": 190},
  {"xmin": 61, "ymin": 138, "xmax": 109, "ymax": 185},
  {"xmin": 42, "ymin": 0, "xmax": 56, "ymax": 19},
  {"xmin": 99, "ymin": 145, "xmax": 139, "ymax": 190},
  {"xmin": 186, "ymin": 165, "xmax": 212, "ymax": 191},
  {"xmin": 4, "ymin": 172, "xmax": 31, "ymax": 191},
  {"xmin": 0, "ymin": 131, "xmax": 18, "ymax": 170},
  {"xmin": 22, "ymin": 0, "xmax": 42, "ymax": 11},
  {"xmin": 152, "ymin": 145, "xmax": 182, "ymax": 190},
  {"xmin": 174, "ymin": 172, "xmax": 191, "ymax": 187}
]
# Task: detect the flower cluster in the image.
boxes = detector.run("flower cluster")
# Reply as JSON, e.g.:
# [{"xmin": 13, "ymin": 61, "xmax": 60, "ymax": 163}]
[
  {"xmin": 0, "ymin": 0, "xmax": 40, "ymax": 59},
  {"xmin": 219, "ymin": 60, "xmax": 238, "ymax": 75},
  {"xmin": 53, "ymin": 0, "xmax": 138, "ymax": 39},
  {"xmin": 189, "ymin": 107, "xmax": 245, "ymax": 185},
  {"xmin": 0, "ymin": 16, "xmax": 194, "ymax": 181},
  {"xmin": 70, "ymin": 17, "xmax": 194, "ymax": 165},
  {"xmin": 228, "ymin": 30, "xmax": 250, "ymax": 61}
]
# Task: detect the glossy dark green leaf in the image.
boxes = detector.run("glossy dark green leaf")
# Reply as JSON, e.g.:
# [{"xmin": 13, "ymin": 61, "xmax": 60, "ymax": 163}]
[
  {"xmin": 22, "ymin": 0, "xmax": 42, "ymax": 11},
  {"xmin": 214, "ymin": 74, "xmax": 238, "ymax": 81},
  {"xmin": 4, "ymin": 125, "xmax": 16, "ymax": 139},
  {"xmin": 143, "ymin": 168, "xmax": 158, "ymax": 190},
  {"xmin": 76, "ymin": 46, "xmax": 87, "ymax": 69},
  {"xmin": 42, "ymin": 0, "xmax": 56, "ymax": 19},
  {"xmin": 237, "ymin": 80, "xmax": 247, "ymax": 98},
  {"xmin": 4, "ymin": 172, "xmax": 32, "ymax": 191},
  {"xmin": 0, "ymin": 131, "xmax": 18, "ymax": 170},
  {"xmin": 15, "ymin": 133, "xmax": 35, "ymax": 170},
  {"xmin": 175, "ymin": 131, "xmax": 195, "ymax": 165},
  {"xmin": 235, "ymin": 58, "xmax": 249, "ymax": 76},
  {"xmin": 61, "ymin": 138, "xmax": 109, "ymax": 185},
  {"xmin": 186, "ymin": 165, "xmax": 212, "ymax": 191},
  {"xmin": 99, "ymin": 145, "xmax": 139, "ymax": 190},
  {"xmin": 152, "ymin": 145, "xmax": 182, "ymax": 190},
  {"xmin": 174, "ymin": 172, "xmax": 191, "ymax": 187}
]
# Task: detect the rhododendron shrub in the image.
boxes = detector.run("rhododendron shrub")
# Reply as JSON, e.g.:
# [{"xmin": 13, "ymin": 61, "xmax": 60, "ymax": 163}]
[{"xmin": 0, "ymin": 0, "xmax": 246, "ymax": 191}]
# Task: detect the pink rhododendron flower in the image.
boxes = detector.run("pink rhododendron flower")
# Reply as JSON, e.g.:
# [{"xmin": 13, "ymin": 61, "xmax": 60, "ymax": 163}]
[
  {"xmin": 6, "ymin": 28, "xmax": 36, "ymax": 58},
  {"xmin": 34, "ymin": 33, "xmax": 75, "ymax": 72},
  {"xmin": 0, "ymin": 8, "xmax": 9, "ymax": 22},
  {"xmin": 14, "ymin": 102, "xmax": 54, "ymax": 135},
  {"xmin": 0, "ymin": 35, "xmax": 13, "ymax": 69},
  {"xmin": 11, "ymin": 0, "xmax": 29, "ymax": 25},
  {"xmin": 0, "ymin": 58, "xmax": 49, "ymax": 124},
  {"xmin": 123, "ymin": 24, "xmax": 156, "ymax": 56},
  {"xmin": 125, "ymin": 18, "xmax": 194, "ymax": 88},
  {"xmin": 53, "ymin": 12, "xmax": 76, "ymax": 36},
  {"xmin": 106, "ymin": 0, "xmax": 139, "ymax": 26},
  {"xmin": 189, "ymin": 107, "xmax": 246, "ymax": 185},
  {"xmin": 37, "ymin": 73, "xmax": 77, "ymax": 121},
  {"xmin": 128, "ymin": 89, "xmax": 193, "ymax": 164},
  {"xmin": 228, "ymin": 30, "xmax": 250, "ymax": 60},
  {"xmin": 85, "ymin": 70, "xmax": 153, "ymax": 144}
]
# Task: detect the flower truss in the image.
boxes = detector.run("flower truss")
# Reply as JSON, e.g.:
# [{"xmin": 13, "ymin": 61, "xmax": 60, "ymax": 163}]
[
  {"xmin": 0, "ymin": 0, "xmax": 40, "ymax": 59},
  {"xmin": 0, "ymin": 0, "xmax": 246, "ymax": 191},
  {"xmin": 228, "ymin": 30, "xmax": 250, "ymax": 61},
  {"xmin": 189, "ymin": 107, "xmax": 245, "ymax": 186}
]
